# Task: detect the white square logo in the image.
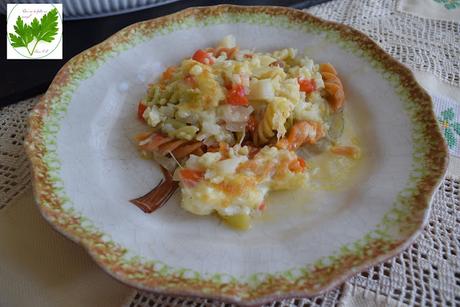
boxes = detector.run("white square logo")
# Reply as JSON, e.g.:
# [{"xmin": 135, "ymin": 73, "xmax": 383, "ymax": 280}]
[{"xmin": 7, "ymin": 4, "xmax": 63, "ymax": 60}]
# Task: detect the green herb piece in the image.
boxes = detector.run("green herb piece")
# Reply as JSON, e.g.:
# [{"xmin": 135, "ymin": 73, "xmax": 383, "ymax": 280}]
[{"xmin": 8, "ymin": 8, "xmax": 59, "ymax": 56}]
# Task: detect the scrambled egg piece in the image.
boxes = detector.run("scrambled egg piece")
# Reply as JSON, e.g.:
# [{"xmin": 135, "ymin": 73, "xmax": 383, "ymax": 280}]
[{"xmin": 174, "ymin": 145, "xmax": 309, "ymax": 224}]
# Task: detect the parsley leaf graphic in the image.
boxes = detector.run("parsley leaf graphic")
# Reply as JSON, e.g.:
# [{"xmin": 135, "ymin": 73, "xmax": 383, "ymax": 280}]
[
  {"xmin": 9, "ymin": 16, "xmax": 33, "ymax": 50},
  {"xmin": 34, "ymin": 8, "xmax": 59, "ymax": 43},
  {"xmin": 30, "ymin": 17, "xmax": 42, "ymax": 38},
  {"xmin": 8, "ymin": 8, "xmax": 59, "ymax": 56}
]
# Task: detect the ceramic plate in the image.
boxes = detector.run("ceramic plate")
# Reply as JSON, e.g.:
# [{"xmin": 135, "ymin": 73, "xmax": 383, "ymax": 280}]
[{"xmin": 25, "ymin": 5, "xmax": 448, "ymax": 305}]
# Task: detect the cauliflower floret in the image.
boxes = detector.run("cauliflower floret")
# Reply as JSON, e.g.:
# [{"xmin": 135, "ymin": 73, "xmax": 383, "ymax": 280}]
[
  {"xmin": 171, "ymin": 126, "xmax": 199, "ymax": 141},
  {"xmin": 216, "ymin": 155, "xmax": 248, "ymax": 175},
  {"xmin": 299, "ymin": 55, "xmax": 315, "ymax": 71},
  {"xmin": 277, "ymin": 78, "xmax": 301, "ymax": 105},
  {"xmin": 189, "ymin": 64, "xmax": 203, "ymax": 76},
  {"xmin": 313, "ymin": 71, "xmax": 325, "ymax": 89},
  {"xmin": 309, "ymin": 91, "xmax": 327, "ymax": 105},
  {"xmin": 298, "ymin": 66, "xmax": 313, "ymax": 79},
  {"xmin": 144, "ymin": 105, "xmax": 163, "ymax": 127},
  {"xmin": 204, "ymin": 155, "xmax": 248, "ymax": 184},
  {"xmin": 269, "ymin": 97, "xmax": 294, "ymax": 138},
  {"xmin": 272, "ymin": 48, "xmax": 297, "ymax": 61},
  {"xmin": 248, "ymin": 79, "xmax": 275, "ymax": 101},
  {"xmin": 218, "ymin": 34, "xmax": 236, "ymax": 49},
  {"xmin": 294, "ymin": 101, "xmax": 323, "ymax": 122},
  {"xmin": 258, "ymin": 55, "xmax": 277, "ymax": 66},
  {"xmin": 158, "ymin": 104, "xmax": 176, "ymax": 117},
  {"xmin": 214, "ymin": 129, "xmax": 235, "ymax": 143},
  {"xmin": 199, "ymin": 121, "xmax": 221, "ymax": 137},
  {"xmin": 190, "ymin": 152, "xmax": 222, "ymax": 169}
]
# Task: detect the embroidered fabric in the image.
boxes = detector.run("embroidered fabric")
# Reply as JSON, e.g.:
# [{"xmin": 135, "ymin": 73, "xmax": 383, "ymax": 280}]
[
  {"xmin": 398, "ymin": 0, "xmax": 460, "ymax": 22},
  {"xmin": 308, "ymin": 0, "xmax": 460, "ymax": 87},
  {"xmin": 431, "ymin": 94, "xmax": 460, "ymax": 157}
]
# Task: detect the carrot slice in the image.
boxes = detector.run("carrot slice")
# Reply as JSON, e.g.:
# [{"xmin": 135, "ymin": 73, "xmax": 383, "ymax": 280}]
[
  {"xmin": 161, "ymin": 66, "xmax": 176, "ymax": 82},
  {"xmin": 288, "ymin": 157, "xmax": 308, "ymax": 173},
  {"xmin": 298, "ymin": 78, "xmax": 316, "ymax": 93},
  {"xmin": 219, "ymin": 142, "xmax": 230, "ymax": 159},
  {"xmin": 179, "ymin": 168, "xmax": 205, "ymax": 187},
  {"xmin": 137, "ymin": 102, "xmax": 147, "ymax": 121},
  {"xmin": 134, "ymin": 131, "xmax": 152, "ymax": 143},
  {"xmin": 227, "ymin": 84, "xmax": 248, "ymax": 106},
  {"xmin": 192, "ymin": 49, "xmax": 214, "ymax": 65},
  {"xmin": 330, "ymin": 145, "xmax": 361, "ymax": 159}
]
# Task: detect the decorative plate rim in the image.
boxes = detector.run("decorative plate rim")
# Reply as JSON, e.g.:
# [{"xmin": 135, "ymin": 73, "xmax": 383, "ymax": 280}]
[{"xmin": 24, "ymin": 5, "xmax": 448, "ymax": 306}]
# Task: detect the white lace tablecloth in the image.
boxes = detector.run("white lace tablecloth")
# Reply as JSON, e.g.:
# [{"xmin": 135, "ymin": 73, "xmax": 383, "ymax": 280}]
[{"xmin": 1, "ymin": 0, "xmax": 459, "ymax": 306}]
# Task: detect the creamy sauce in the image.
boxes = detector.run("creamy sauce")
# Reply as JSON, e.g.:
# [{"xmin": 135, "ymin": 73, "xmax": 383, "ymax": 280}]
[
  {"xmin": 309, "ymin": 110, "xmax": 363, "ymax": 191},
  {"xmin": 253, "ymin": 105, "xmax": 373, "ymax": 226}
]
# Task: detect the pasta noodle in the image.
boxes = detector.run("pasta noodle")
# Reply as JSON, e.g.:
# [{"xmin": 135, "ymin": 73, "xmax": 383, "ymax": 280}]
[
  {"xmin": 254, "ymin": 97, "xmax": 292, "ymax": 145},
  {"xmin": 319, "ymin": 63, "xmax": 345, "ymax": 111},
  {"xmin": 254, "ymin": 104, "xmax": 275, "ymax": 145},
  {"xmin": 139, "ymin": 132, "xmax": 205, "ymax": 161}
]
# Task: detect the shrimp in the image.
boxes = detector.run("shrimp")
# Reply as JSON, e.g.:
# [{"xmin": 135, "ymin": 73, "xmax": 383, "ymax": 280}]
[{"xmin": 276, "ymin": 120, "xmax": 326, "ymax": 151}]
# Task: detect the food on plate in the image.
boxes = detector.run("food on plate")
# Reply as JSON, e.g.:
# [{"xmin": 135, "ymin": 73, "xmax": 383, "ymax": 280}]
[{"xmin": 130, "ymin": 35, "xmax": 358, "ymax": 230}]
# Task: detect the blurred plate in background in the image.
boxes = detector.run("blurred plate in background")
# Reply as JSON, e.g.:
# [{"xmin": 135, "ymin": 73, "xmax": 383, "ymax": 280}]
[{"xmin": 2, "ymin": 0, "xmax": 179, "ymax": 20}]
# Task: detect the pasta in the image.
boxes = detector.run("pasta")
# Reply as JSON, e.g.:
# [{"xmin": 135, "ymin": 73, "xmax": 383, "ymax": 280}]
[
  {"xmin": 135, "ymin": 132, "xmax": 205, "ymax": 172},
  {"xmin": 254, "ymin": 97, "xmax": 293, "ymax": 146},
  {"xmin": 319, "ymin": 63, "xmax": 345, "ymax": 111},
  {"xmin": 141, "ymin": 134, "xmax": 203, "ymax": 157},
  {"xmin": 254, "ymin": 103, "xmax": 275, "ymax": 145}
]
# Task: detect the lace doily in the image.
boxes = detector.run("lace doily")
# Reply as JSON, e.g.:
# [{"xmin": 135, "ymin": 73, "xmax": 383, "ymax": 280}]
[
  {"xmin": 126, "ymin": 289, "xmax": 342, "ymax": 307},
  {"xmin": 343, "ymin": 177, "xmax": 460, "ymax": 306},
  {"xmin": 0, "ymin": 97, "xmax": 37, "ymax": 209},
  {"xmin": 308, "ymin": 0, "xmax": 460, "ymax": 87}
]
